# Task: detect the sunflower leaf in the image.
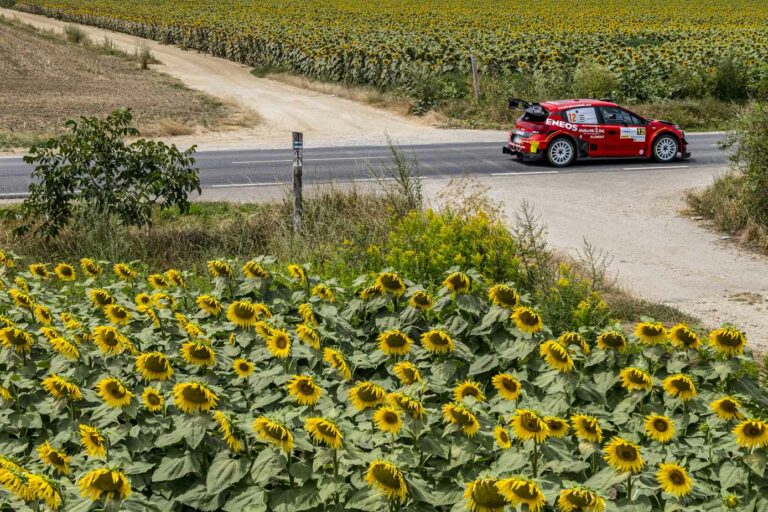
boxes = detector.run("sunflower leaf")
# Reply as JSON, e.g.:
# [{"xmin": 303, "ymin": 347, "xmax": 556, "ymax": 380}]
[
  {"xmin": 152, "ymin": 452, "xmax": 199, "ymax": 482},
  {"xmin": 206, "ymin": 451, "xmax": 249, "ymax": 493},
  {"xmin": 718, "ymin": 462, "xmax": 748, "ymax": 491}
]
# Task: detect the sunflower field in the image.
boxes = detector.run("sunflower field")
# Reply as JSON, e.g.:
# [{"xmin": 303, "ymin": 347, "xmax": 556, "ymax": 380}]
[
  {"xmin": 11, "ymin": 0, "xmax": 768, "ymax": 99},
  {"xmin": 0, "ymin": 253, "xmax": 767, "ymax": 512}
]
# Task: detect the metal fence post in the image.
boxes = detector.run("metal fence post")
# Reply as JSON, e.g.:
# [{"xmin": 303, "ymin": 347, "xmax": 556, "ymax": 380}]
[
  {"xmin": 292, "ymin": 132, "xmax": 303, "ymax": 232},
  {"xmin": 470, "ymin": 55, "xmax": 480, "ymax": 100}
]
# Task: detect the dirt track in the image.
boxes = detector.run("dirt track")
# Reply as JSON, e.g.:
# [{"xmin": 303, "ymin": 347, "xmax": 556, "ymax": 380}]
[{"xmin": 0, "ymin": 8, "xmax": 504, "ymax": 150}]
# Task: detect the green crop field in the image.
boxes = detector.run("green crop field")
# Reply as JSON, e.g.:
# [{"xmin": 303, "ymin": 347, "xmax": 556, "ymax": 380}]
[{"xmin": 12, "ymin": 0, "xmax": 768, "ymax": 101}]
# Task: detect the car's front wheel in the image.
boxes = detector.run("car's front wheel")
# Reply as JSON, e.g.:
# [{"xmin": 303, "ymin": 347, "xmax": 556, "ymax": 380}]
[
  {"xmin": 546, "ymin": 137, "xmax": 576, "ymax": 167},
  {"xmin": 652, "ymin": 134, "xmax": 678, "ymax": 163}
]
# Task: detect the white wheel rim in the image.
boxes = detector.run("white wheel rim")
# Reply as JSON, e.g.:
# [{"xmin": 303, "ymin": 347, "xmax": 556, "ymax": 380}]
[
  {"xmin": 655, "ymin": 137, "xmax": 677, "ymax": 161},
  {"xmin": 550, "ymin": 140, "xmax": 573, "ymax": 165}
]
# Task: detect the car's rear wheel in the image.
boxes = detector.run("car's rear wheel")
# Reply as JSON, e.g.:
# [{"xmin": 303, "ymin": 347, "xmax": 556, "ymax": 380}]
[
  {"xmin": 546, "ymin": 137, "xmax": 576, "ymax": 167},
  {"xmin": 652, "ymin": 134, "xmax": 678, "ymax": 163}
]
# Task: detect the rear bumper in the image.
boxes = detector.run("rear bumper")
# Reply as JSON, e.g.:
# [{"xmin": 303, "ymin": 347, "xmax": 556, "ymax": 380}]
[{"xmin": 503, "ymin": 145, "xmax": 543, "ymax": 162}]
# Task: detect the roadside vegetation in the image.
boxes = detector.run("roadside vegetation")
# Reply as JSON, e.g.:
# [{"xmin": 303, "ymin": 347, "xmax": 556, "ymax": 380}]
[
  {"xmin": 0, "ymin": 15, "xmax": 259, "ymax": 151},
  {"xmin": 687, "ymin": 103, "xmax": 768, "ymax": 253}
]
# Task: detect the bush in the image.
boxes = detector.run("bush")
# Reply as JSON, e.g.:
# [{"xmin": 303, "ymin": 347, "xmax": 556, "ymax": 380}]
[
  {"xmin": 0, "ymin": 0, "xmax": 16, "ymax": 7},
  {"xmin": 63, "ymin": 24, "xmax": 88, "ymax": 44},
  {"xmin": 20, "ymin": 109, "xmax": 200, "ymax": 238},
  {"xmin": 713, "ymin": 53, "xmax": 750, "ymax": 101},
  {"xmin": 402, "ymin": 68, "xmax": 468, "ymax": 115},
  {"xmin": 138, "ymin": 44, "xmax": 153, "ymax": 70},
  {"xmin": 571, "ymin": 62, "xmax": 620, "ymax": 99}
]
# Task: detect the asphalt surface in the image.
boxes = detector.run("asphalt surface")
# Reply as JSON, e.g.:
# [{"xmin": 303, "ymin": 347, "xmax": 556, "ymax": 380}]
[{"xmin": 0, "ymin": 133, "xmax": 726, "ymax": 198}]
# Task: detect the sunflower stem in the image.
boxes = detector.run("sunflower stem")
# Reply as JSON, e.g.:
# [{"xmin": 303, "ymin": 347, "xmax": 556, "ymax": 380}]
[
  {"xmin": 532, "ymin": 438, "xmax": 539, "ymax": 478},
  {"xmin": 626, "ymin": 473, "xmax": 633, "ymax": 500},
  {"xmin": 590, "ymin": 451, "xmax": 597, "ymax": 475},
  {"xmin": 287, "ymin": 453, "xmax": 294, "ymax": 487}
]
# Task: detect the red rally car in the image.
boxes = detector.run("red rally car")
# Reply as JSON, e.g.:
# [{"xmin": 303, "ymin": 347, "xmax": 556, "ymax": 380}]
[{"xmin": 502, "ymin": 99, "xmax": 690, "ymax": 167}]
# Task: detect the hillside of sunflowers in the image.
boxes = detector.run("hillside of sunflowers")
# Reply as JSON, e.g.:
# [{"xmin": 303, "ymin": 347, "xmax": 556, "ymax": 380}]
[
  {"xmin": 0, "ymin": 252, "xmax": 766, "ymax": 511},
  {"xmin": 10, "ymin": 0, "xmax": 768, "ymax": 100}
]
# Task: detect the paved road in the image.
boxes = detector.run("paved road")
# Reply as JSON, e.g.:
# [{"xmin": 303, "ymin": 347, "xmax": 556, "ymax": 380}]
[{"xmin": 0, "ymin": 133, "xmax": 726, "ymax": 198}]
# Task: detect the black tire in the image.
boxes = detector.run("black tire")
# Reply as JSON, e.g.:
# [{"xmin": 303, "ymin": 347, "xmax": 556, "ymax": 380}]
[
  {"xmin": 546, "ymin": 137, "xmax": 576, "ymax": 167},
  {"xmin": 652, "ymin": 134, "xmax": 678, "ymax": 163}
]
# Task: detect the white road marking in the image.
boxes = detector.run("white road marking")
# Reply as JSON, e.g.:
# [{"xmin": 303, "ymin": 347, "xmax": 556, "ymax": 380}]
[
  {"xmin": 491, "ymin": 171, "xmax": 559, "ymax": 176},
  {"xmin": 622, "ymin": 165, "xmax": 690, "ymax": 170},
  {"xmin": 210, "ymin": 182, "xmax": 286, "ymax": 189},
  {"xmin": 0, "ymin": 192, "xmax": 30, "ymax": 198},
  {"xmin": 231, "ymin": 156, "xmax": 390, "ymax": 164}
]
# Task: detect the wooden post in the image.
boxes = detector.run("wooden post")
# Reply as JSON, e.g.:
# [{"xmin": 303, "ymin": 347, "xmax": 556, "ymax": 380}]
[
  {"xmin": 470, "ymin": 55, "xmax": 480, "ymax": 100},
  {"xmin": 292, "ymin": 132, "xmax": 303, "ymax": 232}
]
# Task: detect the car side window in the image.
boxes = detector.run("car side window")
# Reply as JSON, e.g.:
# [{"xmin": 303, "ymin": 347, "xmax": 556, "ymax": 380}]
[
  {"xmin": 599, "ymin": 107, "xmax": 643, "ymax": 126},
  {"xmin": 564, "ymin": 107, "xmax": 598, "ymax": 125}
]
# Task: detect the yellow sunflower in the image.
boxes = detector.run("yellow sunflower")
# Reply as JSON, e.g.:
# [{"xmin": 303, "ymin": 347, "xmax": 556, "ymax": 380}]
[
  {"xmin": 79, "ymin": 425, "xmax": 107, "ymax": 458},
  {"xmin": 732, "ymin": 419, "xmax": 768, "ymax": 449},
  {"xmin": 442, "ymin": 402, "xmax": 481, "ymax": 437},
  {"xmin": 323, "ymin": 347, "xmax": 352, "ymax": 380},
  {"xmin": 710, "ymin": 397, "xmax": 744, "ymax": 421},
  {"xmin": 37, "ymin": 442, "xmax": 70, "ymax": 475},
  {"xmin": 49, "ymin": 337, "xmax": 80, "ymax": 360},
  {"xmin": 180, "ymin": 341, "xmax": 216, "ymax": 368},
  {"xmin": 464, "ymin": 478, "xmax": 507, "ymax": 512},
  {"xmin": 540, "ymin": 340, "xmax": 574, "ymax": 372},
  {"xmin": 634, "ymin": 322, "xmax": 666, "ymax": 344},
  {"xmin": 377, "ymin": 329, "xmax": 413, "ymax": 356},
  {"xmin": 0, "ymin": 316, "xmax": 15, "ymax": 330},
  {"xmin": 420, "ymin": 329, "xmax": 454, "ymax": 354},
  {"xmin": 304, "ymin": 417, "xmax": 343, "ymax": 449},
  {"xmin": 668, "ymin": 324, "xmax": 700, "ymax": 350},
  {"xmin": 287, "ymin": 375, "xmax": 322, "ymax": 406},
  {"xmin": 104, "ymin": 304, "xmax": 131, "ymax": 326},
  {"xmin": 60, "ymin": 312, "xmax": 82, "ymax": 330},
  {"xmin": 657, "ymin": 463, "xmax": 693, "ymax": 497},
  {"xmin": 662, "ymin": 374, "xmax": 697, "ymax": 401},
  {"xmin": 296, "ymin": 324, "xmax": 321, "ymax": 350},
  {"xmin": 77, "ymin": 468, "xmax": 131, "ymax": 502},
  {"xmin": 492, "ymin": 373, "xmax": 522, "ymax": 401},
  {"xmin": 497, "ymin": 477, "xmax": 546, "ymax": 512},
  {"xmin": 375, "ymin": 272, "xmax": 406, "ymax": 297},
  {"xmin": 298, "ymin": 303, "xmax": 317, "ymax": 325},
  {"xmin": 142, "ymin": 387, "xmax": 164, "ymax": 413},
  {"xmin": 96, "ymin": 377, "xmax": 133, "ymax": 409},
  {"xmin": 29, "ymin": 263, "xmax": 49, "ymax": 279},
  {"xmin": 227, "ymin": 301, "xmax": 261, "ymax": 327},
  {"xmin": 389, "ymin": 392, "xmax": 426, "ymax": 420},
  {"xmin": 0, "ymin": 385, "xmax": 11, "ymax": 401},
  {"xmin": 252, "ymin": 416, "xmax": 293, "ymax": 453},
  {"xmin": 488, "ymin": 284, "xmax": 520, "ymax": 309},
  {"xmin": 709, "ymin": 327, "xmax": 747, "ymax": 357},
  {"xmin": 28, "ymin": 473, "xmax": 62, "ymax": 510},
  {"xmin": 596, "ymin": 330, "xmax": 628, "ymax": 351},
  {"xmin": 558, "ymin": 331, "xmax": 590, "ymax": 353},
  {"xmin": 544, "ymin": 416, "xmax": 570, "ymax": 438},
  {"xmin": 134, "ymin": 293, "xmax": 152, "ymax": 308},
  {"xmin": 113, "ymin": 263, "xmax": 137, "ymax": 282},
  {"xmin": 92, "ymin": 326, "xmax": 127, "ymax": 356},
  {"xmin": 443, "ymin": 272, "xmax": 471, "ymax": 293},
  {"xmin": 254, "ymin": 321, "xmax": 274, "ymax": 340},
  {"xmin": 233, "ymin": 358, "xmax": 255, "ymax": 378},
  {"xmin": 349, "ymin": 381, "xmax": 387, "ymax": 410},
  {"xmin": 604, "ymin": 437, "xmax": 644, "ymax": 473},
  {"xmin": 54, "ymin": 263, "xmax": 76, "ymax": 281},
  {"xmin": 571, "ymin": 414, "xmax": 603, "ymax": 443},
  {"xmin": 33, "ymin": 304, "xmax": 53, "ymax": 326},
  {"xmin": 374, "ymin": 406, "xmax": 403, "ymax": 434},
  {"xmin": 360, "ymin": 284, "xmax": 383, "ymax": 300},
  {"xmin": 135, "ymin": 352, "xmax": 174, "ymax": 381},
  {"xmin": 242, "ymin": 260, "xmax": 269, "ymax": 279},
  {"xmin": 41, "ymin": 374, "xmax": 82, "ymax": 401},
  {"xmin": 311, "ymin": 284, "xmax": 335, "ymax": 302},
  {"xmin": 172, "ymin": 382, "xmax": 218, "ymax": 413},
  {"xmin": 151, "ymin": 293, "xmax": 176, "ymax": 310},
  {"xmin": 512, "ymin": 306, "xmax": 543, "ymax": 334},
  {"xmin": 195, "ymin": 295, "xmax": 222, "ymax": 316},
  {"xmin": 9, "ymin": 288, "xmax": 33, "ymax": 309},
  {"xmin": 510, "ymin": 409, "xmax": 549, "ymax": 442},
  {"xmin": 393, "ymin": 361, "xmax": 422, "ymax": 385},
  {"xmin": 619, "ymin": 367, "xmax": 654, "ymax": 392},
  {"xmin": 364, "ymin": 460, "xmax": 407, "ymax": 503},
  {"xmin": 80, "ymin": 258, "xmax": 102, "ymax": 277},
  {"xmin": 287, "ymin": 264, "xmax": 306, "ymax": 283},
  {"xmin": 184, "ymin": 322, "xmax": 205, "ymax": 339},
  {"xmin": 213, "ymin": 411, "xmax": 244, "ymax": 453},
  {"xmin": 557, "ymin": 487, "xmax": 606, "ymax": 512},
  {"xmin": 162, "ymin": 269, "xmax": 184, "ymax": 288},
  {"xmin": 408, "ymin": 290, "xmax": 433, "ymax": 310},
  {"xmin": 0, "ymin": 327, "xmax": 34, "ymax": 354},
  {"xmin": 494, "ymin": 426, "xmax": 513, "ymax": 450},
  {"xmin": 207, "ymin": 260, "xmax": 234, "ymax": 279},
  {"xmin": 266, "ymin": 329, "xmax": 291, "ymax": 359},
  {"xmin": 89, "ymin": 289, "xmax": 115, "ymax": 309},
  {"xmin": 644, "ymin": 414, "xmax": 675, "ymax": 443},
  {"xmin": 454, "ymin": 380, "xmax": 486, "ymax": 402}
]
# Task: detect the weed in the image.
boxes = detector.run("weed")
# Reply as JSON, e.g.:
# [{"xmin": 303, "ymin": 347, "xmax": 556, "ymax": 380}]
[{"xmin": 63, "ymin": 24, "xmax": 88, "ymax": 44}]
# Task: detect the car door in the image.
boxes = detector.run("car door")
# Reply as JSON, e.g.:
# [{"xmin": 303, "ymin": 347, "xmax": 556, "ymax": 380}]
[
  {"xmin": 597, "ymin": 106, "xmax": 648, "ymax": 157},
  {"xmin": 562, "ymin": 107, "xmax": 607, "ymax": 156}
]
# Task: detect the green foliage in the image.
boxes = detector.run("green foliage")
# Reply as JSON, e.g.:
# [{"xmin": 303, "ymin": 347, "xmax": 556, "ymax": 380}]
[
  {"xmin": 401, "ymin": 69, "xmax": 469, "ymax": 115},
  {"xmin": 20, "ymin": 109, "xmax": 201, "ymax": 238},
  {"xmin": 63, "ymin": 24, "xmax": 88, "ymax": 44},
  {"xmin": 571, "ymin": 62, "xmax": 620, "ymax": 100},
  {"xmin": 714, "ymin": 53, "xmax": 750, "ymax": 101}
]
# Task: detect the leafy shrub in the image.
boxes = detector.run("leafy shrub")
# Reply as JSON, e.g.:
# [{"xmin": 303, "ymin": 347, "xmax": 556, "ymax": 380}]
[
  {"xmin": 713, "ymin": 53, "xmax": 750, "ymax": 101},
  {"xmin": 571, "ymin": 62, "xmax": 620, "ymax": 99},
  {"xmin": 0, "ymin": 259, "xmax": 764, "ymax": 511},
  {"xmin": 20, "ymin": 109, "xmax": 200, "ymax": 238},
  {"xmin": 666, "ymin": 67, "xmax": 708, "ymax": 99},
  {"xmin": 63, "ymin": 24, "xmax": 88, "ymax": 44},
  {"xmin": 402, "ymin": 68, "xmax": 468, "ymax": 115}
]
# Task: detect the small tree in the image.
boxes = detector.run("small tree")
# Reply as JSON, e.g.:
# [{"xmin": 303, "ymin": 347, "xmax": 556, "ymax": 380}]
[{"xmin": 21, "ymin": 109, "xmax": 200, "ymax": 237}]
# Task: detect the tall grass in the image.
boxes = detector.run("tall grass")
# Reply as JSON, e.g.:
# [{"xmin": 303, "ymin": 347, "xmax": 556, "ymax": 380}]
[{"xmin": 63, "ymin": 24, "xmax": 88, "ymax": 44}]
